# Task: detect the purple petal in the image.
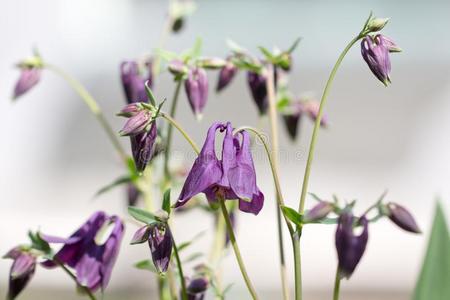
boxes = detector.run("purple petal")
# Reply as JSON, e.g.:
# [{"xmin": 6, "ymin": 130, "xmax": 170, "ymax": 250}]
[
  {"xmin": 148, "ymin": 224, "xmax": 173, "ymax": 273},
  {"xmin": 100, "ymin": 216, "xmax": 124, "ymax": 290},
  {"xmin": 130, "ymin": 225, "xmax": 151, "ymax": 244},
  {"xmin": 185, "ymin": 68, "xmax": 209, "ymax": 118},
  {"xmin": 13, "ymin": 67, "xmax": 41, "ymax": 100},
  {"xmin": 247, "ymin": 71, "xmax": 268, "ymax": 115},
  {"xmin": 130, "ymin": 121, "xmax": 157, "ymax": 172}
]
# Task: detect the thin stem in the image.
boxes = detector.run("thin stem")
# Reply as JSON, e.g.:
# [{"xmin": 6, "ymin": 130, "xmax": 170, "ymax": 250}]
[
  {"xmin": 55, "ymin": 258, "xmax": 96, "ymax": 300},
  {"xmin": 265, "ymin": 64, "xmax": 290, "ymax": 300},
  {"xmin": 160, "ymin": 112, "xmax": 200, "ymax": 154},
  {"xmin": 333, "ymin": 266, "xmax": 341, "ymax": 300},
  {"xmin": 171, "ymin": 232, "xmax": 188, "ymax": 300},
  {"xmin": 45, "ymin": 64, "xmax": 128, "ymax": 163},
  {"xmin": 208, "ymin": 212, "xmax": 226, "ymax": 299},
  {"xmin": 163, "ymin": 80, "xmax": 184, "ymax": 182},
  {"xmin": 292, "ymin": 234, "xmax": 302, "ymax": 300},
  {"xmin": 219, "ymin": 199, "xmax": 259, "ymax": 300},
  {"xmin": 298, "ymin": 34, "xmax": 362, "ymax": 214},
  {"xmin": 152, "ymin": 15, "xmax": 174, "ymax": 77}
]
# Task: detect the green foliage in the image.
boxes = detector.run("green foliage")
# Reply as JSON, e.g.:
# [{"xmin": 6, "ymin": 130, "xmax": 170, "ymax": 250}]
[
  {"xmin": 134, "ymin": 259, "xmax": 158, "ymax": 274},
  {"xmin": 128, "ymin": 206, "xmax": 156, "ymax": 224},
  {"xmin": 281, "ymin": 206, "xmax": 303, "ymax": 226},
  {"xmin": 94, "ymin": 175, "xmax": 131, "ymax": 197}
]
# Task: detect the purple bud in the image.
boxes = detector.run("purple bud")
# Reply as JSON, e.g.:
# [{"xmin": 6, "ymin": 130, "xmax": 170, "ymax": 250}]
[
  {"xmin": 304, "ymin": 101, "xmax": 328, "ymax": 127},
  {"xmin": 120, "ymin": 59, "xmax": 153, "ymax": 104},
  {"xmin": 216, "ymin": 60, "xmax": 237, "ymax": 92},
  {"xmin": 131, "ymin": 225, "xmax": 151, "ymax": 245},
  {"xmin": 186, "ymin": 277, "xmax": 209, "ymax": 300},
  {"xmin": 335, "ymin": 213, "xmax": 369, "ymax": 279},
  {"xmin": 118, "ymin": 103, "xmax": 142, "ymax": 117},
  {"xmin": 148, "ymin": 223, "xmax": 173, "ymax": 273},
  {"xmin": 127, "ymin": 183, "xmax": 140, "ymax": 206},
  {"xmin": 361, "ymin": 35, "xmax": 392, "ymax": 86},
  {"xmin": 281, "ymin": 101, "xmax": 304, "ymax": 140},
  {"xmin": 304, "ymin": 201, "xmax": 334, "ymax": 222},
  {"xmin": 185, "ymin": 68, "xmax": 209, "ymax": 119},
  {"xmin": 13, "ymin": 67, "xmax": 41, "ymax": 100},
  {"xmin": 4, "ymin": 248, "xmax": 36, "ymax": 300},
  {"xmin": 387, "ymin": 203, "xmax": 421, "ymax": 233},
  {"xmin": 247, "ymin": 71, "xmax": 268, "ymax": 115},
  {"xmin": 130, "ymin": 121, "xmax": 157, "ymax": 172},
  {"xmin": 120, "ymin": 110, "xmax": 151, "ymax": 136}
]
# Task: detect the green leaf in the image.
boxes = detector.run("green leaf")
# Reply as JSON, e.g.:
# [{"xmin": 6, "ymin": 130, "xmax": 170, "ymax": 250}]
[
  {"xmin": 154, "ymin": 48, "xmax": 179, "ymax": 62},
  {"xmin": 281, "ymin": 206, "xmax": 303, "ymax": 226},
  {"xmin": 28, "ymin": 231, "xmax": 51, "ymax": 254},
  {"xmin": 126, "ymin": 157, "xmax": 139, "ymax": 180},
  {"xmin": 276, "ymin": 97, "xmax": 290, "ymax": 111},
  {"xmin": 145, "ymin": 82, "xmax": 157, "ymax": 106},
  {"xmin": 258, "ymin": 46, "xmax": 275, "ymax": 61},
  {"xmin": 413, "ymin": 201, "xmax": 450, "ymax": 300},
  {"xmin": 182, "ymin": 37, "xmax": 202, "ymax": 60},
  {"xmin": 162, "ymin": 189, "xmax": 171, "ymax": 214},
  {"xmin": 287, "ymin": 37, "xmax": 302, "ymax": 54},
  {"xmin": 128, "ymin": 206, "xmax": 156, "ymax": 224},
  {"xmin": 94, "ymin": 175, "xmax": 131, "ymax": 198},
  {"xmin": 134, "ymin": 259, "xmax": 157, "ymax": 273}
]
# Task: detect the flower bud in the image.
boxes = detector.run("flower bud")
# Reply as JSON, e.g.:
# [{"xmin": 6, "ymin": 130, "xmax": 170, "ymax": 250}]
[
  {"xmin": 168, "ymin": 59, "xmax": 188, "ymax": 76},
  {"xmin": 117, "ymin": 103, "xmax": 143, "ymax": 117},
  {"xmin": 186, "ymin": 277, "xmax": 209, "ymax": 300},
  {"xmin": 172, "ymin": 17, "xmax": 184, "ymax": 33},
  {"xmin": 120, "ymin": 60, "xmax": 153, "ymax": 104},
  {"xmin": 304, "ymin": 101, "xmax": 328, "ymax": 127},
  {"xmin": 278, "ymin": 52, "xmax": 293, "ymax": 71},
  {"xmin": 119, "ymin": 110, "xmax": 152, "ymax": 136},
  {"xmin": 12, "ymin": 67, "xmax": 41, "ymax": 100},
  {"xmin": 386, "ymin": 202, "xmax": 421, "ymax": 233},
  {"xmin": 361, "ymin": 35, "xmax": 392, "ymax": 86},
  {"xmin": 367, "ymin": 17, "xmax": 389, "ymax": 32},
  {"xmin": 148, "ymin": 223, "xmax": 173, "ymax": 273},
  {"xmin": 304, "ymin": 201, "xmax": 334, "ymax": 222},
  {"xmin": 281, "ymin": 101, "xmax": 303, "ymax": 140},
  {"xmin": 216, "ymin": 60, "xmax": 238, "ymax": 92},
  {"xmin": 130, "ymin": 225, "xmax": 151, "ymax": 245},
  {"xmin": 247, "ymin": 71, "xmax": 268, "ymax": 115},
  {"xmin": 4, "ymin": 248, "xmax": 36, "ymax": 300},
  {"xmin": 197, "ymin": 57, "xmax": 227, "ymax": 69},
  {"xmin": 185, "ymin": 67, "xmax": 209, "ymax": 119},
  {"xmin": 130, "ymin": 121, "xmax": 157, "ymax": 172}
]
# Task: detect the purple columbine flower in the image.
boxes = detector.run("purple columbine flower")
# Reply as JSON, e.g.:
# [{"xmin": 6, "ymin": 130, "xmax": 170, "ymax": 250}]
[
  {"xmin": 186, "ymin": 277, "xmax": 209, "ymax": 300},
  {"xmin": 176, "ymin": 122, "xmax": 264, "ymax": 215},
  {"xmin": 41, "ymin": 211, "xmax": 124, "ymax": 292},
  {"xmin": 4, "ymin": 247, "xmax": 36, "ymax": 300},
  {"xmin": 387, "ymin": 203, "xmax": 421, "ymax": 233},
  {"xmin": 120, "ymin": 59, "xmax": 153, "ymax": 104},
  {"xmin": 247, "ymin": 71, "xmax": 268, "ymax": 115},
  {"xmin": 282, "ymin": 101, "xmax": 304, "ymax": 140},
  {"xmin": 185, "ymin": 67, "xmax": 209, "ymax": 119},
  {"xmin": 335, "ymin": 212, "xmax": 369, "ymax": 279},
  {"xmin": 13, "ymin": 67, "xmax": 41, "ymax": 100},
  {"xmin": 216, "ymin": 59, "xmax": 237, "ymax": 92},
  {"xmin": 361, "ymin": 35, "xmax": 397, "ymax": 86},
  {"xmin": 130, "ymin": 120, "xmax": 157, "ymax": 172}
]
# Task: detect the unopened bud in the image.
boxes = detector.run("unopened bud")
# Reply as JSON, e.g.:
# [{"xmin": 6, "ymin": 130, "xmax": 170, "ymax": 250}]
[
  {"xmin": 367, "ymin": 17, "xmax": 390, "ymax": 32},
  {"xmin": 168, "ymin": 59, "xmax": 188, "ymax": 76},
  {"xmin": 197, "ymin": 57, "xmax": 227, "ymax": 69},
  {"xmin": 304, "ymin": 201, "xmax": 334, "ymax": 222},
  {"xmin": 386, "ymin": 202, "xmax": 421, "ymax": 233}
]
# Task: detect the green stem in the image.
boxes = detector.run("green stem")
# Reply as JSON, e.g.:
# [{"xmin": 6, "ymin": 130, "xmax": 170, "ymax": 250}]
[
  {"xmin": 160, "ymin": 112, "xmax": 200, "ymax": 154},
  {"xmin": 163, "ymin": 80, "xmax": 183, "ymax": 182},
  {"xmin": 298, "ymin": 34, "xmax": 362, "ymax": 213},
  {"xmin": 208, "ymin": 212, "xmax": 226, "ymax": 299},
  {"xmin": 219, "ymin": 199, "xmax": 259, "ymax": 300},
  {"xmin": 45, "ymin": 64, "xmax": 128, "ymax": 163},
  {"xmin": 152, "ymin": 16, "xmax": 174, "ymax": 77},
  {"xmin": 171, "ymin": 232, "xmax": 188, "ymax": 300},
  {"xmin": 55, "ymin": 258, "xmax": 96, "ymax": 300},
  {"xmin": 292, "ymin": 234, "xmax": 302, "ymax": 300},
  {"xmin": 333, "ymin": 266, "xmax": 341, "ymax": 300}
]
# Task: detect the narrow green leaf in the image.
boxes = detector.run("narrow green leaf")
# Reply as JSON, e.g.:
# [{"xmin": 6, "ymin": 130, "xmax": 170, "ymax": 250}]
[
  {"xmin": 281, "ymin": 206, "xmax": 303, "ymax": 226},
  {"xmin": 28, "ymin": 231, "xmax": 51, "ymax": 253},
  {"xmin": 258, "ymin": 46, "xmax": 275, "ymax": 61},
  {"xmin": 276, "ymin": 97, "xmax": 290, "ymax": 111},
  {"xmin": 95, "ymin": 175, "xmax": 131, "ymax": 198},
  {"xmin": 287, "ymin": 37, "xmax": 302, "ymax": 54},
  {"xmin": 413, "ymin": 201, "xmax": 450, "ymax": 300},
  {"xmin": 162, "ymin": 189, "xmax": 171, "ymax": 214},
  {"xmin": 145, "ymin": 82, "xmax": 157, "ymax": 106},
  {"xmin": 134, "ymin": 259, "xmax": 157, "ymax": 273},
  {"xmin": 128, "ymin": 206, "xmax": 156, "ymax": 224}
]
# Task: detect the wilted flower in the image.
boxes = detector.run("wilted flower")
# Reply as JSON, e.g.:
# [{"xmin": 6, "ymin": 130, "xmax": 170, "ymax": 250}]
[
  {"xmin": 361, "ymin": 34, "xmax": 399, "ymax": 86},
  {"xmin": 186, "ymin": 277, "xmax": 209, "ymax": 300},
  {"xmin": 386, "ymin": 203, "xmax": 421, "ymax": 233},
  {"xmin": 247, "ymin": 71, "xmax": 268, "ymax": 115},
  {"xmin": 185, "ymin": 67, "xmax": 209, "ymax": 119},
  {"xmin": 216, "ymin": 59, "xmax": 238, "ymax": 92},
  {"xmin": 120, "ymin": 59, "xmax": 153, "ymax": 104},
  {"xmin": 13, "ymin": 67, "xmax": 41, "ymax": 100},
  {"xmin": 42, "ymin": 211, "xmax": 124, "ymax": 292},
  {"xmin": 304, "ymin": 201, "xmax": 334, "ymax": 223},
  {"xmin": 4, "ymin": 247, "xmax": 36, "ymax": 300},
  {"xmin": 176, "ymin": 122, "xmax": 264, "ymax": 215},
  {"xmin": 335, "ymin": 212, "xmax": 369, "ymax": 279},
  {"xmin": 130, "ymin": 121, "xmax": 158, "ymax": 172}
]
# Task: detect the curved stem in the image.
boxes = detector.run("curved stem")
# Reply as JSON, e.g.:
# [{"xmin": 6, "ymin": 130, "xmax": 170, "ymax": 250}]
[
  {"xmin": 171, "ymin": 232, "xmax": 188, "ymax": 300},
  {"xmin": 163, "ymin": 80, "xmax": 183, "ymax": 182},
  {"xmin": 160, "ymin": 112, "xmax": 200, "ymax": 154},
  {"xmin": 297, "ymin": 34, "xmax": 362, "ymax": 214},
  {"xmin": 333, "ymin": 266, "xmax": 341, "ymax": 300},
  {"xmin": 45, "ymin": 64, "xmax": 128, "ymax": 163},
  {"xmin": 55, "ymin": 258, "xmax": 96, "ymax": 300},
  {"xmin": 219, "ymin": 199, "xmax": 259, "ymax": 300}
]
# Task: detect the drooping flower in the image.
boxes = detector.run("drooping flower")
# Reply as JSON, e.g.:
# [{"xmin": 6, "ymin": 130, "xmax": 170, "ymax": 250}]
[
  {"xmin": 3, "ymin": 247, "xmax": 36, "ymax": 300},
  {"xmin": 361, "ymin": 34, "xmax": 399, "ymax": 86},
  {"xmin": 216, "ymin": 59, "xmax": 237, "ymax": 92},
  {"xmin": 186, "ymin": 277, "xmax": 209, "ymax": 300},
  {"xmin": 185, "ymin": 67, "xmax": 209, "ymax": 119},
  {"xmin": 13, "ymin": 67, "xmax": 41, "ymax": 100},
  {"xmin": 247, "ymin": 71, "xmax": 268, "ymax": 115},
  {"xmin": 176, "ymin": 122, "xmax": 264, "ymax": 215},
  {"xmin": 130, "ymin": 121, "xmax": 158, "ymax": 172},
  {"xmin": 335, "ymin": 212, "xmax": 369, "ymax": 279},
  {"xmin": 42, "ymin": 211, "xmax": 124, "ymax": 292},
  {"xmin": 386, "ymin": 203, "xmax": 421, "ymax": 233},
  {"xmin": 120, "ymin": 59, "xmax": 153, "ymax": 104}
]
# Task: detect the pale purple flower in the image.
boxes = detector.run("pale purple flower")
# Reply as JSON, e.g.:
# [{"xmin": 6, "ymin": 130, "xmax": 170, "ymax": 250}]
[
  {"xmin": 119, "ymin": 110, "xmax": 152, "ymax": 136},
  {"xmin": 176, "ymin": 122, "xmax": 264, "ymax": 215},
  {"xmin": 361, "ymin": 35, "xmax": 397, "ymax": 86},
  {"xmin": 304, "ymin": 201, "xmax": 334, "ymax": 223},
  {"xmin": 387, "ymin": 203, "xmax": 421, "ymax": 233},
  {"xmin": 13, "ymin": 67, "xmax": 41, "ymax": 100},
  {"xmin": 4, "ymin": 247, "xmax": 36, "ymax": 300},
  {"xmin": 304, "ymin": 101, "xmax": 328, "ymax": 127},
  {"xmin": 41, "ymin": 212, "xmax": 124, "ymax": 292},
  {"xmin": 185, "ymin": 67, "xmax": 209, "ymax": 119},
  {"xmin": 120, "ymin": 59, "xmax": 153, "ymax": 104}
]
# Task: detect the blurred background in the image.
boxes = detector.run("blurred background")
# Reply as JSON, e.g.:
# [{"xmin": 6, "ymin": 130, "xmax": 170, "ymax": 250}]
[{"xmin": 1, "ymin": 0, "xmax": 449, "ymax": 299}]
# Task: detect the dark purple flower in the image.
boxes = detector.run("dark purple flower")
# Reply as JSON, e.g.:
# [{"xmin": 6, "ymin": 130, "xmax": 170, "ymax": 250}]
[
  {"xmin": 120, "ymin": 59, "xmax": 153, "ymax": 104},
  {"xmin": 216, "ymin": 60, "xmax": 237, "ymax": 92},
  {"xmin": 282, "ymin": 101, "xmax": 304, "ymax": 140},
  {"xmin": 13, "ymin": 67, "xmax": 41, "ymax": 100},
  {"xmin": 361, "ymin": 35, "xmax": 394, "ymax": 86},
  {"xmin": 335, "ymin": 212, "xmax": 369, "ymax": 279},
  {"xmin": 130, "ymin": 121, "xmax": 157, "ymax": 172},
  {"xmin": 127, "ymin": 183, "xmax": 140, "ymax": 206},
  {"xmin": 185, "ymin": 67, "xmax": 209, "ymax": 119},
  {"xmin": 186, "ymin": 277, "xmax": 209, "ymax": 300},
  {"xmin": 387, "ymin": 203, "xmax": 421, "ymax": 233},
  {"xmin": 247, "ymin": 71, "xmax": 268, "ymax": 115},
  {"xmin": 4, "ymin": 247, "xmax": 36, "ymax": 300},
  {"xmin": 148, "ymin": 223, "xmax": 173, "ymax": 273},
  {"xmin": 304, "ymin": 201, "xmax": 334, "ymax": 223},
  {"xmin": 42, "ymin": 211, "xmax": 124, "ymax": 292},
  {"xmin": 176, "ymin": 122, "xmax": 264, "ymax": 215}
]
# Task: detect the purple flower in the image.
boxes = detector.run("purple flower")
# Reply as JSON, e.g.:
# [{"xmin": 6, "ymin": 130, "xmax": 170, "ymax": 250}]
[
  {"xmin": 282, "ymin": 101, "xmax": 304, "ymax": 140},
  {"xmin": 387, "ymin": 203, "xmax": 421, "ymax": 233},
  {"xmin": 120, "ymin": 59, "xmax": 153, "ymax": 104},
  {"xmin": 186, "ymin": 277, "xmax": 209, "ymax": 300},
  {"xmin": 119, "ymin": 110, "xmax": 152, "ymax": 136},
  {"xmin": 185, "ymin": 67, "xmax": 209, "ymax": 119},
  {"xmin": 247, "ymin": 71, "xmax": 268, "ymax": 115},
  {"xmin": 176, "ymin": 122, "xmax": 264, "ymax": 215},
  {"xmin": 13, "ymin": 67, "xmax": 41, "ymax": 100},
  {"xmin": 130, "ymin": 121, "xmax": 157, "ymax": 172},
  {"xmin": 377, "ymin": 35, "xmax": 402, "ymax": 53},
  {"xmin": 127, "ymin": 183, "xmax": 140, "ymax": 206},
  {"xmin": 304, "ymin": 101, "xmax": 328, "ymax": 127},
  {"xmin": 216, "ymin": 60, "xmax": 237, "ymax": 92},
  {"xmin": 335, "ymin": 212, "xmax": 369, "ymax": 279},
  {"xmin": 304, "ymin": 201, "xmax": 334, "ymax": 223},
  {"xmin": 41, "ymin": 211, "xmax": 124, "ymax": 292},
  {"xmin": 361, "ymin": 35, "xmax": 398, "ymax": 86},
  {"xmin": 4, "ymin": 247, "xmax": 36, "ymax": 300}
]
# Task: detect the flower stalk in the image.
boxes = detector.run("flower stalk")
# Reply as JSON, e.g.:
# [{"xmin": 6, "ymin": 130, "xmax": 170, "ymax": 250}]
[{"xmin": 171, "ymin": 233, "xmax": 188, "ymax": 300}]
